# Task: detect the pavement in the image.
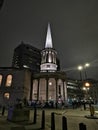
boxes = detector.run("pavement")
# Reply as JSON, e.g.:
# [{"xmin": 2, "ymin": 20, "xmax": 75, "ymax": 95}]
[{"xmin": 0, "ymin": 106, "xmax": 98, "ymax": 130}]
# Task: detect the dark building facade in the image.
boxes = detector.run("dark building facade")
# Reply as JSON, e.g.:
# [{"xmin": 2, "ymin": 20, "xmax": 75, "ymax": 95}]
[
  {"xmin": 12, "ymin": 42, "xmax": 41, "ymax": 73},
  {"xmin": 0, "ymin": 67, "xmax": 31, "ymax": 106},
  {"xmin": 0, "ymin": 0, "xmax": 4, "ymax": 10},
  {"xmin": 66, "ymin": 78, "xmax": 82, "ymax": 103}
]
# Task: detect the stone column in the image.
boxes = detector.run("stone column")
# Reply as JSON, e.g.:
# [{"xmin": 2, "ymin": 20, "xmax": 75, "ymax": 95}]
[
  {"xmin": 55, "ymin": 78, "xmax": 58, "ymax": 108},
  {"xmin": 55, "ymin": 78, "xmax": 58, "ymax": 102},
  {"xmin": 46, "ymin": 77, "xmax": 49, "ymax": 101},
  {"xmin": 64, "ymin": 81, "xmax": 68, "ymax": 104},
  {"xmin": 29, "ymin": 78, "xmax": 33, "ymax": 101},
  {"xmin": 63, "ymin": 80, "xmax": 65, "ymax": 101},
  {"xmin": 37, "ymin": 79, "xmax": 40, "ymax": 101}
]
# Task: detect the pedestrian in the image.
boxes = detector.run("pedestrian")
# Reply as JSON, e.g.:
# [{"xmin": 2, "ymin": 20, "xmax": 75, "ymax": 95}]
[{"xmin": 83, "ymin": 101, "xmax": 86, "ymax": 110}]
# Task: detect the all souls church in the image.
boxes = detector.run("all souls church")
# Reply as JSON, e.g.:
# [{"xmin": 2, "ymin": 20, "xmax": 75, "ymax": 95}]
[{"xmin": 0, "ymin": 24, "xmax": 68, "ymax": 107}]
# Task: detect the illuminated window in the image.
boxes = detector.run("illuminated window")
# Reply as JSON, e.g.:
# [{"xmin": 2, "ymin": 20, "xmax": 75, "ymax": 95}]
[
  {"xmin": 6, "ymin": 75, "xmax": 12, "ymax": 87},
  {"xmin": 4, "ymin": 93, "xmax": 10, "ymax": 99},
  {"xmin": 0, "ymin": 75, "xmax": 2, "ymax": 86},
  {"xmin": 23, "ymin": 65, "xmax": 29, "ymax": 68}
]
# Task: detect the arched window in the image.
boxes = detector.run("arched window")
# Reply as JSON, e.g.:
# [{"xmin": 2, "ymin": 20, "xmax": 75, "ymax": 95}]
[
  {"xmin": 0, "ymin": 74, "xmax": 3, "ymax": 86},
  {"xmin": 6, "ymin": 75, "xmax": 12, "ymax": 87},
  {"xmin": 4, "ymin": 93, "xmax": 10, "ymax": 99}
]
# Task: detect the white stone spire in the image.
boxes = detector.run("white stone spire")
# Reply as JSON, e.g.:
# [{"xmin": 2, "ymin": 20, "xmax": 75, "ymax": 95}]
[
  {"xmin": 40, "ymin": 23, "xmax": 57, "ymax": 72},
  {"xmin": 45, "ymin": 23, "xmax": 53, "ymax": 48}
]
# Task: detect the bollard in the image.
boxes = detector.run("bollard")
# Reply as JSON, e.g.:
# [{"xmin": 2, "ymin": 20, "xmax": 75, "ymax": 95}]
[
  {"xmin": 79, "ymin": 123, "xmax": 86, "ymax": 130},
  {"xmin": 62, "ymin": 116, "xmax": 68, "ymax": 130},
  {"xmin": 41, "ymin": 110, "xmax": 45, "ymax": 129},
  {"xmin": 33, "ymin": 107, "xmax": 37, "ymax": 124},
  {"xmin": 1, "ymin": 106, "xmax": 5, "ymax": 116},
  {"xmin": 90, "ymin": 106, "xmax": 95, "ymax": 116},
  {"xmin": 51, "ymin": 112, "xmax": 55, "ymax": 130}
]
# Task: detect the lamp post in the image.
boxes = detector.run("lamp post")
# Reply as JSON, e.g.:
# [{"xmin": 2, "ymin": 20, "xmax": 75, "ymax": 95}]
[
  {"xmin": 77, "ymin": 63, "xmax": 90, "ymax": 99},
  {"xmin": 78, "ymin": 63, "xmax": 90, "ymax": 80},
  {"xmin": 84, "ymin": 63, "xmax": 90, "ymax": 79},
  {"xmin": 77, "ymin": 65, "xmax": 83, "ymax": 81},
  {"xmin": 77, "ymin": 65, "xmax": 83, "ymax": 99}
]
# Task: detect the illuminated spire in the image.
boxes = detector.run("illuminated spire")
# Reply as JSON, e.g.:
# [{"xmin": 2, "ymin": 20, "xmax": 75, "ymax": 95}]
[
  {"xmin": 45, "ymin": 23, "xmax": 53, "ymax": 48},
  {"xmin": 40, "ymin": 23, "xmax": 57, "ymax": 72}
]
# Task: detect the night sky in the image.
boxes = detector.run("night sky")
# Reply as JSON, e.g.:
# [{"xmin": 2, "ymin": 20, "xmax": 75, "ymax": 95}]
[{"xmin": 0, "ymin": 0, "xmax": 98, "ymax": 80}]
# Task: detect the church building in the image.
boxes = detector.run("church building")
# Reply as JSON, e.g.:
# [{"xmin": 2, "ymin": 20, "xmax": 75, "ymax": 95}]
[
  {"xmin": 30, "ymin": 24, "xmax": 67, "ymax": 104},
  {"xmin": 0, "ymin": 24, "xmax": 68, "ymax": 107}
]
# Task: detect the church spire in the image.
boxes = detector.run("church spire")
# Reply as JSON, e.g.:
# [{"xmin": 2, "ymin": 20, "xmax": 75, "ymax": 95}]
[
  {"xmin": 40, "ymin": 23, "xmax": 58, "ymax": 72},
  {"xmin": 45, "ymin": 23, "xmax": 53, "ymax": 48}
]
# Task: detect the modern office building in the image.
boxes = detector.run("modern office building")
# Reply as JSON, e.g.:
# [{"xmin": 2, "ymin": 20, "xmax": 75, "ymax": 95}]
[
  {"xmin": 66, "ymin": 78, "xmax": 82, "ymax": 103},
  {"xmin": 12, "ymin": 42, "xmax": 41, "ymax": 73}
]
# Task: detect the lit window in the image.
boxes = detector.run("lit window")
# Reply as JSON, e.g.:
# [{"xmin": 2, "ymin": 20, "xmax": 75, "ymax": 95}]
[
  {"xmin": 0, "ymin": 75, "xmax": 2, "ymax": 86},
  {"xmin": 4, "ymin": 93, "xmax": 10, "ymax": 99},
  {"xmin": 6, "ymin": 75, "xmax": 12, "ymax": 87},
  {"xmin": 23, "ymin": 65, "xmax": 29, "ymax": 68}
]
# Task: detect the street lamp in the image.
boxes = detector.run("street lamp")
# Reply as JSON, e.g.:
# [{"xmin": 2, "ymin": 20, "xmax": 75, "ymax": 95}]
[
  {"xmin": 85, "ymin": 63, "xmax": 90, "ymax": 67},
  {"xmin": 85, "ymin": 82, "xmax": 90, "ymax": 87},
  {"xmin": 78, "ymin": 65, "xmax": 83, "ymax": 70}
]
